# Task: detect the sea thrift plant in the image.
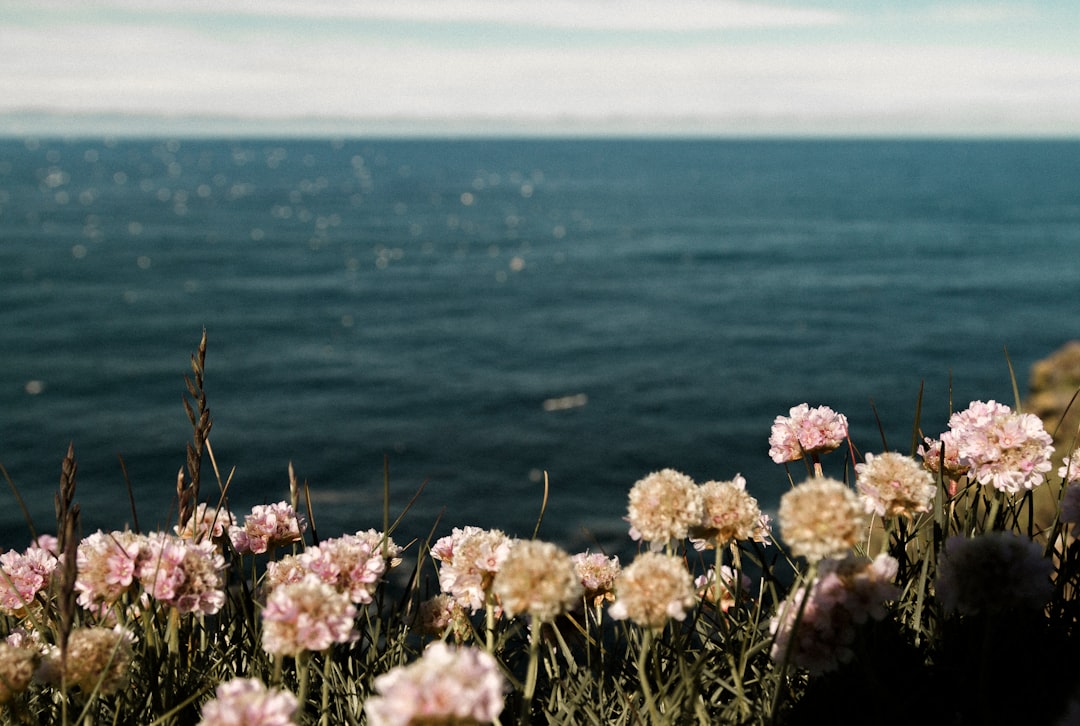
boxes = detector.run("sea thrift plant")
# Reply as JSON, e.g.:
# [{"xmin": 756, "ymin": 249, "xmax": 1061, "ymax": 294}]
[
  {"xmin": 855, "ymin": 452, "xmax": 937, "ymax": 519},
  {"xmin": 261, "ymin": 576, "xmax": 358, "ymax": 655},
  {"xmin": 175, "ymin": 503, "xmax": 236, "ymax": 543},
  {"xmin": 37, "ymin": 626, "xmax": 135, "ymax": 695},
  {"xmin": 935, "ymin": 531, "xmax": 1053, "ymax": 615},
  {"xmin": 0, "ymin": 545, "xmax": 57, "ymax": 616},
  {"xmin": 573, "ymin": 551, "xmax": 621, "ymax": 607},
  {"xmin": 768, "ymin": 404, "xmax": 849, "ymax": 464},
  {"xmin": 139, "ymin": 533, "xmax": 226, "ymax": 615},
  {"xmin": 196, "ymin": 678, "xmax": 299, "ymax": 726},
  {"xmin": 938, "ymin": 400, "xmax": 1055, "ymax": 494},
  {"xmin": 770, "ymin": 554, "xmax": 899, "ymax": 674},
  {"xmin": 415, "ymin": 594, "xmax": 470, "ymax": 640},
  {"xmin": 625, "ymin": 468, "xmax": 704, "ymax": 549},
  {"xmin": 492, "ymin": 539, "xmax": 582, "ymax": 622},
  {"xmin": 296, "ymin": 531, "xmax": 390, "ymax": 605},
  {"xmin": 778, "ymin": 477, "xmax": 867, "ymax": 562},
  {"xmin": 0, "ymin": 641, "xmax": 36, "ymax": 704},
  {"xmin": 431, "ymin": 526, "xmax": 513, "ymax": 612},
  {"xmin": 689, "ymin": 474, "xmax": 769, "ymax": 549},
  {"xmin": 229, "ymin": 502, "xmax": 307, "ymax": 555},
  {"xmin": 1060, "ymin": 448, "xmax": 1080, "ymax": 484},
  {"xmin": 364, "ymin": 641, "xmax": 507, "ymax": 726},
  {"xmin": 75, "ymin": 530, "xmax": 150, "ymax": 614},
  {"xmin": 609, "ymin": 551, "xmax": 696, "ymax": 630}
]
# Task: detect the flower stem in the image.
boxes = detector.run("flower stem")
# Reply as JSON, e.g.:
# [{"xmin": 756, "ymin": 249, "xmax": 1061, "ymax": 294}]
[
  {"xmin": 637, "ymin": 628, "xmax": 663, "ymax": 724},
  {"xmin": 520, "ymin": 619, "xmax": 541, "ymax": 722}
]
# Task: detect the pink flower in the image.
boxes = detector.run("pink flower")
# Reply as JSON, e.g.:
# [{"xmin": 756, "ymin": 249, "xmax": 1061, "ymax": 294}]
[
  {"xmin": 365, "ymin": 642, "xmax": 506, "ymax": 726},
  {"xmin": 941, "ymin": 400, "xmax": 1054, "ymax": 494},
  {"xmin": 573, "ymin": 552, "xmax": 621, "ymax": 607},
  {"xmin": 689, "ymin": 474, "xmax": 770, "ymax": 549},
  {"xmin": 197, "ymin": 678, "xmax": 299, "ymax": 726},
  {"xmin": 625, "ymin": 468, "xmax": 704, "ymax": 548},
  {"xmin": 856, "ymin": 452, "xmax": 937, "ymax": 519},
  {"xmin": 261, "ymin": 576, "xmax": 357, "ymax": 655},
  {"xmin": 75, "ymin": 530, "xmax": 150, "ymax": 613},
  {"xmin": 770, "ymin": 554, "xmax": 899, "ymax": 674},
  {"xmin": 0, "ymin": 545, "xmax": 58, "ymax": 615},
  {"xmin": 176, "ymin": 503, "xmax": 236, "ymax": 543},
  {"xmin": 935, "ymin": 532, "xmax": 1052, "ymax": 615},
  {"xmin": 431, "ymin": 526, "xmax": 513, "ymax": 612},
  {"xmin": 229, "ymin": 502, "xmax": 306, "ymax": 555},
  {"xmin": 1059, "ymin": 449, "xmax": 1080, "ymax": 484},
  {"xmin": 297, "ymin": 533, "xmax": 388, "ymax": 605},
  {"xmin": 139, "ymin": 533, "xmax": 226, "ymax": 615},
  {"xmin": 768, "ymin": 404, "xmax": 848, "ymax": 464},
  {"xmin": 609, "ymin": 552, "xmax": 696, "ymax": 630}
]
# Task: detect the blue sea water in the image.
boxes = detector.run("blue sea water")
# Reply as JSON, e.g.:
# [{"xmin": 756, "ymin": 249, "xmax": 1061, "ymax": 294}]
[{"xmin": 2, "ymin": 137, "xmax": 1079, "ymax": 554}]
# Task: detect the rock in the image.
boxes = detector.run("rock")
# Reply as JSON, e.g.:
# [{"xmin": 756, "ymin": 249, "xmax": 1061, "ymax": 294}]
[{"xmin": 1026, "ymin": 340, "xmax": 1080, "ymax": 452}]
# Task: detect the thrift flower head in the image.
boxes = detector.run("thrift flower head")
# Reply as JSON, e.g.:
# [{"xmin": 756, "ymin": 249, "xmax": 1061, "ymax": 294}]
[
  {"xmin": 261, "ymin": 576, "xmax": 358, "ymax": 655},
  {"xmin": 229, "ymin": 502, "xmax": 306, "ymax": 555},
  {"xmin": 139, "ymin": 533, "xmax": 226, "ymax": 615},
  {"xmin": 365, "ymin": 641, "xmax": 506, "ymax": 726},
  {"xmin": 944, "ymin": 400, "xmax": 1054, "ymax": 494},
  {"xmin": 0, "ymin": 545, "xmax": 57, "ymax": 616},
  {"xmin": 609, "ymin": 552, "xmax": 696, "ymax": 630},
  {"xmin": 689, "ymin": 474, "xmax": 767, "ymax": 548},
  {"xmin": 856, "ymin": 452, "xmax": 937, "ymax": 519},
  {"xmin": 431, "ymin": 526, "xmax": 513, "ymax": 612},
  {"xmin": 770, "ymin": 554, "xmax": 898, "ymax": 675},
  {"xmin": 1060, "ymin": 448, "xmax": 1080, "ymax": 485},
  {"xmin": 75, "ymin": 530, "xmax": 150, "ymax": 613},
  {"xmin": 0, "ymin": 642, "xmax": 36, "ymax": 704},
  {"xmin": 918, "ymin": 432, "xmax": 969, "ymax": 480},
  {"xmin": 38, "ymin": 626, "xmax": 135, "ymax": 695},
  {"xmin": 768, "ymin": 404, "xmax": 849, "ymax": 464},
  {"xmin": 175, "ymin": 503, "xmax": 236, "ymax": 543},
  {"xmin": 297, "ymin": 533, "xmax": 388, "ymax": 605},
  {"xmin": 626, "ymin": 468, "xmax": 704, "ymax": 548},
  {"xmin": 573, "ymin": 551, "xmax": 621, "ymax": 607},
  {"xmin": 197, "ymin": 678, "xmax": 299, "ymax": 726},
  {"xmin": 414, "ymin": 594, "xmax": 470, "ymax": 640},
  {"xmin": 778, "ymin": 477, "xmax": 867, "ymax": 562},
  {"xmin": 935, "ymin": 531, "xmax": 1053, "ymax": 615},
  {"xmin": 492, "ymin": 539, "xmax": 582, "ymax": 622}
]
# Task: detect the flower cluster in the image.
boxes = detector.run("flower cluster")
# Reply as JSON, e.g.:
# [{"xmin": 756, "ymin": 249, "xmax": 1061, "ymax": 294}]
[
  {"xmin": 37, "ymin": 626, "xmax": 135, "ymax": 695},
  {"xmin": 770, "ymin": 554, "xmax": 899, "ymax": 674},
  {"xmin": 690, "ymin": 474, "xmax": 769, "ymax": 549},
  {"xmin": 626, "ymin": 468, "xmax": 704, "ymax": 548},
  {"xmin": 492, "ymin": 539, "xmax": 582, "ymax": 622},
  {"xmin": 141, "ymin": 533, "xmax": 227, "ymax": 615},
  {"xmin": 935, "ymin": 531, "xmax": 1053, "ymax": 615},
  {"xmin": 229, "ymin": 502, "xmax": 307, "ymax": 555},
  {"xmin": 0, "ymin": 641, "xmax": 36, "ymax": 704},
  {"xmin": 261, "ymin": 576, "xmax": 358, "ymax": 655},
  {"xmin": 364, "ymin": 641, "xmax": 506, "ymax": 726},
  {"xmin": 768, "ymin": 404, "xmax": 849, "ymax": 464},
  {"xmin": 925, "ymin": 400, "xmax": 1054, "ymax": 494},
  {"xmin": 294, "ymin": 531, "xmax": 395, "ymax": 605},
  {"xmin": 573, "ymin": 551, "xmax": 621, "ymax": 607},
  {"xmin": 414, "ymin": 594, "xmax": 470, "ymax": 640},
  {"xmin": 778, "ymin": 477, "xmax": 867, "ymax": 562},
  {"xmin": 0, "ymin": 545, "xmax": 57, "ymax": 616},
  {"xmin": 609, "ymin": 552, "xmax": 696, "ymax": 630},
  {"xmin": 75, "ymin": 530, "xmax": 226, "ymax": 616},
  {"xmin": 176, "ymin": 503, "xmax": 236, "ymax": 543},
  {"xmin": 431, "ymin": 526, "xmax": 513, "ymax": 612},
  {"xmin": 855, "ymin": 452, "xmax": 937, "ymax": 519},
  {"xmin": 197, "ymin": 678, "xmax": 299, "ymax": 726}
]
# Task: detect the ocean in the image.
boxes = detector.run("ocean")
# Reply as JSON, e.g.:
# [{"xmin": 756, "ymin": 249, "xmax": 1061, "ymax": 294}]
[{"xmin": 2, "ymin": 137, "xmax": 1079, "ymax": 555}]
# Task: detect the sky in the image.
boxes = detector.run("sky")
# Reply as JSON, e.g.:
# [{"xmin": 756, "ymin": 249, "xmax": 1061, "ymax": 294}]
[{"xmin": 2, "ymin": 0, "xmax": 1079, "ymax": 137}]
